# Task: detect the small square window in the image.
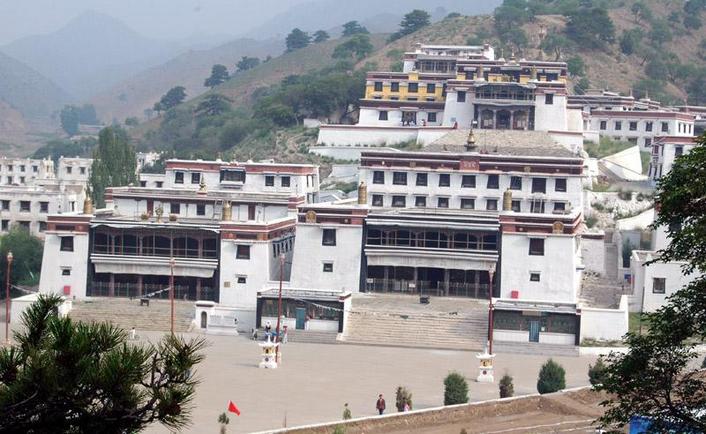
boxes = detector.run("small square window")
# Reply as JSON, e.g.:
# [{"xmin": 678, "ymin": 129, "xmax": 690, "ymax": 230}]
[
  {"xmin": 32, "ymin": 166, "xmax": 38, "ymax": 173},
  {"xmin": 281, "ymin": 176, "xmax": 291, "ymax": 187},
  {"xmin": 66, "ymin": 167, "xmax": 72, "ymax": 174},
  {"xmin": 652, "ymin": 277, "xmax": 666, "ymax": 294},
  {"xmin": 372, "ymin": 195, "xmax": 383, "ymax": 206},
  {"xmin": 511, "ymin": 200, "xmax": 521, "ymax": 212},
  {"xmin": 265, "ymin": 175, "xmax": 275, "ymax": 186},
  {"xmin": 553, "ymin": 202, "xmax": 566, "ymax": 213},
  {"xmin": 40, "ymin": 202, "xmax": 49, "ymax": 213},
  {"xmin": 428, "ymin": 112, "xmax": 437, "ymax": 122},
  {"xmin": 322, "ymin": 229, "xmax": 337, "ymax": 246},
  {"xmin": 80, "ymin": 167, "xmax": 86, "ymax": 175},
  {"xmin": 408, "ymin": 83, "xmax": 418, "ymax": 93},
  {"xmin": 629, "ymin": 121, "xmax": 637, "ymax": 131},
  {"xmin": 156, "ymin": 181, "xmax": 163, "ymax": 188},
  {"xmin": 373, "ymin": 171, "xmax": 385, "ymax": 184},
  {"xmin": 391, "ymin": 82, "xmax": 400, "ymax": 92},
  {"xmin": 645, "ymin": 122, "xmax": 653, "ymax": 132},
  {"xmin": 323, "ymin": 263, "xmax": 334, "ymax": 272},
  {"xmin": 374, "ymin": 82, "xmax": 383, "ymax": 91},
  {"xmin": 461, "ymin": 198, "xmax": 475, "ymax": 209},
  {"xmin": 236, "ymin": 245, "xmax": 251, "ymax": 259},
  {"xmin": 6, "ymin": 165, "xmax": 12, "ymax": 172},
  {"xmin": 675, "ymin": 146, "xmax": 684, "ymax": 157},
  {"xmin": 191, "ymin": 172, "xmax": 201, "ymax": 184},
  {"xmin": 487, "ymin": 174, "xmax": 499, "ymax": 189},
  {"xmin": 62, "ymin": 268, "xmax": 71, "ymax": 276},
  {"xmin": 174, "ymin": 172, "xmax": 184, "ymax": 184},
  {"xmin": 599, "ymin": 120, "xmax": 607, "ymax": 130},
  {"xmin": 545, "ymin": 94, "xmax": 554, "ymax": 105},
  {"xmin": 426, "ymin": 83, "xmax": 436, "ymax": 93},
  {"xmin": 393, "ymin": 172, "xmax": 407, "ymax": 185},
  {"xmin": 529, "ymin": 238, "xmax": 545, "ymax": 256},
  {"xmin": 39, "ymin": 221, "xmax": 47, "ymax": 232},
  {"xmin": 437, "ymin": 197, "xmax": 449, "ymax": 208},
  {"xmin": 416, "ymin": 173, "xmax": 427, "ymax": 186},
  {"xmin": 438, "ymin": 174, "xmax": 450, "ymax": 187},
  {"xmin": 378, "ymin": 111, "xmax": 388, "ymax": 121},
  {"xmin": 486, "ymin": 199, "xmax": 498, "ymax": 211},
  {"xmin": 461, "ymin": 175, "xmax": 476, "ymax": 188},
  {"xmin": 391, "ymin": 195, "xmax": 406, "ymax": 207},
  {"xmin": 530, "ymin": 273, "xmax": 540, "ymax": 282},
  {"xmin": 170, "ymin": 203, "xmax": 180, "ymax": 214},
  {"xmin": 532, "ymin": 178, "xmax": 546, "ymax": 193},
  {"xmin": 1, "ymin": 200, "xmax": 8, "ymax": 211},
  {"xmin": 415, "ymin": 196, "xmax": 426, "ymax": 207},
  {"xmin": 19, "ymin": 165, "xmax": 25, "ymax": 172},
  {"xmin": 140, "ymin": 181, "xmax": 147, "ymax": 187},
  {"xmin": 457, "ymin": 91, "xmax": 466, "ymax": 103},
  {"xmin": 510, "ymin": 176, "xmax": 522, "ymax": 190},
  {"xmin": 1, "ymin": 220, "xmax": 7, "ymax": 231},
  {"xmin": 237, "ymin": 276, "xmax": 247, "ymax": 284},
  {"xmin": 197, "ymin": 204, "xmax": 206, "ymax": 216},
  {"xmin": 60, "ymin": 237, "xmax": 74, "ymax": 252},
  {"xmin": 555, "ymin": 178, "xmax": 567, "ymax": 192},
  {"xmin": 615, "ymin": 121, "xmax": 622, "ymax": 131},
  {"xmin": 20, "ymin": 201, "xmax": 30, "ymax": 212}
]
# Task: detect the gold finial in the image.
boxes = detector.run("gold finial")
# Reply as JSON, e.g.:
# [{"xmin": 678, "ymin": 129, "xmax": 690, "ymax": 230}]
[
  {"xmin": 530, "ymin": 66, "xmax": 537, "ymax": 80},
  {"xmin": 503, "ymin": 189, "xmax": 513, "ymax": 211},
  {"xmin": 222, "ymin": 201, "xmax": 232, "ymax": 221},
  {"xmin": 83, "ymin": 188, "xmax": 93, "ymax": 215},
  {"xmin": 199, "ymin": 177, "xmax": 207, "ymax": 193},
  {"xmin": 357, "ymin": 181, "xmax": 367, "ymax": 205}
]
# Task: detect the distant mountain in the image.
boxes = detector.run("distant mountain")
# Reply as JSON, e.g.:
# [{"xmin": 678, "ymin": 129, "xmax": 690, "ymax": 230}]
[
  {"xmin": 0, "ymin": 50, "xmax": 69, "ymax": 119},
  {"xmin": 89, "ymin": 38, "xmax": 284, "ymax": 123},
  {"xmin": 1, "ymin": 10, "xmax": 186, "ymax": 100},
  {"xmin": 244, "ymin": 0, "xmax": 502, "ymax": 38}
]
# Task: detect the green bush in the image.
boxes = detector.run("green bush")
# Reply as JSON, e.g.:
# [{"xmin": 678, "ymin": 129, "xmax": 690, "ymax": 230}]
[
  {"xmin": 588, "ymin": 358, "xmax": 608, "ymax": 386},
  {"xmin": 395, "ymin": 386, "xmax": 413, "ymax": 411},
  {"xmin": 444, "ymin": 372, "xmax": 469, "ymax": 405},
  {"xmin": 537, "ymin": 359, "xmax": 566, "ymax": 394},
  {"xmin": 499, "ymin": 374, "xmax": 514, "ymax": 398}
]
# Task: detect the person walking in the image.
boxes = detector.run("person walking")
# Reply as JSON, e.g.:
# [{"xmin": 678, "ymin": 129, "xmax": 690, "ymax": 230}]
[
  {"xmin": 342, "ymin": 403, "xmax": 352, "ymax": 420},
  {"xmin": 376, "ymin": 394, "xmax": 386, "ymax": 415},
  {"xmin": 265, "ymin": 320, "xmax": 272, "ymax": 338}
]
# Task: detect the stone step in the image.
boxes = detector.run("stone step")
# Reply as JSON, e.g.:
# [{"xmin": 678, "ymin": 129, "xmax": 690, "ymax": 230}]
[
  {"xmin": 493, "ymin": 341, "xmax": 580, "ymax": 357},
  {"xmin": 69, "ymin": 298, "xmax": 194, "ymax": 333},
  {"xmin": 286, "ymin": 330, "xmax": 339, "ymax": 344}
]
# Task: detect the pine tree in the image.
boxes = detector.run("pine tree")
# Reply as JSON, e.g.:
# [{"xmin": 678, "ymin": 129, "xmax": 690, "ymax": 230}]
[
  {"xmin": 537, "ymin": 359, "xmax": 566, "ymax": 394},
  {"xmin": 89, "ymin": 126, "xmax": 137, "ymax": 208},
  {"xmin": 204, "ymin": 64, "xmax": 229, "ymax": 88},
  {"xmin": 285, "ymin": 28, "xmax": 310, "ymax": 52},
  {"xmin": 499, "ymin": 374, "xmax": 514, "ymax": 398},
  {"xmin": 444, "ymin": 372, "xmax": 469, "ymax": 405},
  {"xmin": 588, "ymin": 358, "xmax": 608, "ymax": 386}
]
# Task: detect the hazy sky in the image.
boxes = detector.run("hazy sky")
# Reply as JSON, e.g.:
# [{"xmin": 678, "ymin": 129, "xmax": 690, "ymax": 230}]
[{"xmin": 0, "ymin": 0, "xmax": 311, "ymax": 44}]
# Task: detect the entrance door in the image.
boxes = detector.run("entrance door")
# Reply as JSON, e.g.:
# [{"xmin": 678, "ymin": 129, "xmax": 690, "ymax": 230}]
[
  {"xmin": 529, "ymin": 321, "xmax": 540, "ymax": 343},
  {"xmin": 295, "ymin": 308, "xmax": 306, "ymax": 330},
  {"xmin": 200, "ymin": 312, "xmax": 207, "ymax": 329}
]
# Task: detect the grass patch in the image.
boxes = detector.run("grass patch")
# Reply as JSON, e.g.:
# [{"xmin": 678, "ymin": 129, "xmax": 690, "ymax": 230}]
[
  {"xmin": 584, "ymin": 137, "xmax": 635, "ymax": 159},
  {"xmin": 629, "ymin": 312, "xmax": 649, "ymax": 335}
]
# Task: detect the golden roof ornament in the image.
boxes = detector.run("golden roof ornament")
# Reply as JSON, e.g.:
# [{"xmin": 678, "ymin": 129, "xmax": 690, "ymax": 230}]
[{"xmin": 83, "ymin": 189, "xmax": 93, "ymax": 215}]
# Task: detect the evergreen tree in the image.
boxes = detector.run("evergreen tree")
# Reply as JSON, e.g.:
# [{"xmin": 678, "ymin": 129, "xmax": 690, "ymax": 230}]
[
  {"xmin": 588, "ymin": 358, "xmax": 608, "ymax": 386},
  {"xmin": 565, "ymin": 7, "xmax": 615, "ymax": 48},
  {"xmin": 89, "ymin": 126, "xmax": 137, "ymax": 208},
  {"xmin": 204, "ymin": 64, "xmax": 229, "ymax": 88},
  {"xmin": 59, "ymin": 105, "xmax": 80, "ymax": 136},
  {"xmin": 342, "ymin": 21, "xmax": 369, "ymax": 36},
  {"xmin": 332, "ymin": 35, "xmax": 374, "ymax": 61},
  {"xmin": 313, "ymin": 30, "xmax": 330, "ymax": 43},
  {"xmin": 395, "ymin": 386, "xmax": 413, "ymax": 411},
  {"xmin": 390, "ymin": 9, "xmax": 431, "ymax": 41},
  {"xmin": 236, "ymin": 56, "xmax": 260, "ymax": 72},
  {"xmin": 444, "ymin": 372, "xmax": 469, "ymax": 405},
  {"xmin": 195, "ymin": 94, "xmax": 233, "ymax": 118},
  {"xmin": 499, "ymin": 374, "xmax": 514, "ymax": 398},
  {"xmin": 537, "ymin": 359, "xmax": 566, "ymax": 394},
  {"xmin": 0, "ymin": 226, "xmax": 43, "ymax": 288},
  {"xmin": 286, "ymin": 28, "xmax": 310, "ymax": 52},
  {"xmin": 159, "ymin": 86, "xmax": 187, "ymax": 111},
  {"xmin": 0, "ymin": 294, "xmax": 206, "ymax": 433}
]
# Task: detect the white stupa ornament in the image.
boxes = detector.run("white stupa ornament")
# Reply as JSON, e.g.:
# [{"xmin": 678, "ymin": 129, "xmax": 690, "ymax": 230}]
[
  {"xmin": 476, "ymin": 342, "xmax": 495, "ymax": 383},
  {"xmin": 258, "ymin": 335, "xmax": 279, "ymax": 369}
]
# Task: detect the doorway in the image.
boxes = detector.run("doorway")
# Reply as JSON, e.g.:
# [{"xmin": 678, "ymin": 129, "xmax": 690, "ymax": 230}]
[
  {"xmin": 200, "ymin": 311, "xmax": 207, "ymax": 329},
  {"xmin": 529, "ymin": 320, "xmax": 540, "ymax": 343},
  {"xmin": 296, "ymin": 307, "xmax": 306, "ymax": 330}
]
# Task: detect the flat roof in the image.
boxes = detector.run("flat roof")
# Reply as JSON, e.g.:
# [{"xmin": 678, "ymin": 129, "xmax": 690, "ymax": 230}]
[{"xmin": 425, "ymin": 129, "xmax": 579, "ymax": 158}]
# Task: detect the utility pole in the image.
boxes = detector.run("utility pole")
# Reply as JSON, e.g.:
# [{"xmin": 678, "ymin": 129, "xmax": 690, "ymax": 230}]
[
  {"xmin": 5, "ymin": 251, "xmax": 12, "ymax": 345},
  {"xmin": 275, "ymin": 253, "xmax": 284, "ymax": 358},
  {"xmin": 170, "ymin": 257, "xmax": 176, "ymax": 335},
  {"xmin": 487, "ymin": 264, "xmax": 496, "ymax": 355}
]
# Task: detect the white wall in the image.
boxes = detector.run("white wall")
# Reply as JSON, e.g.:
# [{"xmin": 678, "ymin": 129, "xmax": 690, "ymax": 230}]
[
  {"xmin": 535, "ymin": 94, "xmax": 568, "ymax": 131},
  {"xmin": 500, "ymin": 233, "xmax": 580, "ymax": 304},
  {"xmin": 442, "ymin": 90, "xmax": 473, "ymax": 127},
  {"xmin": 317, "ymin": 126, "xmax": 450, "ymax": 147},
  {"xmin": 581, "ymin": 235, "xmax": 606, "ymax": 275},
  {"xmin": 630, "ymin": 256, "xmax": 699, "ymax": 313},
  {"xmin": 580, "ymin": 295, "xmax": 629, "ymax": 341},
  {"xmin": 38, "ymin": 231, "xmax": 90, "ymax": 299},
  {"xmin": 219, "ymin": 240, "xmax": 271, "ymax": 308}
]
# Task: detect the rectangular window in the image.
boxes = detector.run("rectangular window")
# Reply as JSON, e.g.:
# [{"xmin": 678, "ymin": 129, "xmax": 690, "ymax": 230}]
[
  {"xmin": 675, "ymin": 146, "xmax": 684, "ymax": 157},
  {"xmin": 237, "ymin": 276, "xmax": 247, "ymax": 284},
  {"xmin": 530, "ymin": 200, "xmax": 545, "ymax": 213},
  {"xmin": 39, "ymin": 221, "xmax": 47, "ymax": 232},
  {"xmin": 6, "ymin": 165, "xmax": 12, "ymax": 172},
  {"xmin": 461, "ymin": 175, "xmax": 476, "ymax": 188},
  {"xmin": 323, "ymin": 263, "xmax": 334, "ymax": 272},
  {"xmin": 281, "ymin": 176, "xmax": 291, "ymax": 187},
  {"xmin": 6, "ymin": 177, "xmax": 12, "ymax": 185},
  {"xmin": 427, "ymin": 112, "xmax": 437, "ymax": 123},
  {"xmin": 62, "ymin": 268, "xmax": 71, "ymax": 276},
  {"xmin": 140, "ymin": 181, "xmax": 147, "ymax": 187},
  {"xmin": 40, "ymin": 202, "xmax": 49, "ymax": 213},
  {"xmin": 156, "ymin": 181, "xmax": 163, "ymax": 188},
  {"xmin": 529, "ymin": 238, "xmax": 545, "ymax": 256},
  {"xmin": 486, "ymin": 199, "xmax": 498, "ymax": 211},
  {"xmin": 628, "ymin": 137, "xmax": 637, "ymax": 144},
  {"xmin": 511, "ymin": 200, "xmax": 521, "ymax": 212},
  {"xmin": 629, "ymin": 121, "xmax": 638, "ymax": 131},
  {"xmin": 20, "ymin": 201, "xmax": 30, "ymax": 212},
  {"xmin": 191, "ymin": 172, "xmax": 201, "ymax": 184},
  {"xmin": 374, "ymin": 82, "xmax": 383, "ymax": 91},
  {"xmin": 220, "ymin": 169, "xmax": 245, "ymax": 183},
  {"xmin": 661, "ymin": 122, "xmax": 669, "ymax": 132},
  {"xmin": 531, "ymin": 178, "xmax": 547, "ymax": 193},
  {"xmin": 378, "ymin": 111, "xmax": 388, "ymax": 121},
  {"xmin": 438, "ymin": 174, "xmax": 450, "ymax": 187},
  {"xmin": 645, "ymin": 121, "xmax": 653, "ymax": 132},
  {"xmin": 391, "ymin": 195, "xmax": 406, "ymax": 207},
  {"xmin": 265, "ymin": 175, "xmax": 274, "ymax": 186},
  {"xmin": 174, "ymin": 172, "xmax": 184, "ymax": 184},
  {"xmin": 461, "ymin": 198, "xmax": 475, "ymax": 209},
  {"xmin": 1, "ymin": 220, "xmax": 8, "ymax": 231},
  {"xmin": 652, "ymin": 277, "xmax": 666, "ymax": 294},
  {"xmin": 457, "ymin": 91, "xmax": 466, "ymax": 103},
  {"xmin": 487, "ymin": 174, "xmax": 499, "ymax": 189},
  {"xmin": 322, "ymin": 229, "xmax": 337, "ymax": 246},
  {"xmin": 644, "ymin": 138, "xmax": 652, "ymax": 148},
  {"xmin": 599, "ymin": 120, "xmax": 607, "ymax": 130},
  {"xmin": 236, "ymin": 245, "xmax": 251, "ymax": 259},
  {"xmin": 416, "ymin": 173, "xmax": 427, "ymax": 186},
  {"xmin": 373, "ymin": 171, "xmax": 385, "ymax": 184},
  {"xmin": 18, "ymin": 221, "xmax": 30, "ymax": 231},
  {"xmin": 408, "ymin": 83, "xmax": 418, "ymax": 93},
  {"xmin": 530, "ymin": 273, "xmax": 540, "ymax": 282},
  {"xmin": 545, "ymin": 94, "xmax": 554, "ymax": 105},
  {"xmin": 407, "ymin": 97, "xmax": 418, "ymax": 101},
  {"xmin": 60, "ymin": 236, "xmax": 74, "ymax": 252},
  {"xmin": 391, "ymin": 82, "xmax": 399, "ymax": 92},
  {"xmin": 614, "ymin": 121, "xmax": 622, "ymax": 131},
  {"xmin": 553, "ymin": 202, "xmax": 566, "ymax": 213},
  {"xmin": 197, "ymin": 204, "xmax": 206, "ymax": 216},
  {"xmin": 392, "ymin": 172, "xmax": 407, "ymax": 185},
  {"xmin": 426, "ymin": 83, "xmax": 436, "ymax": 93},
  {"xmin": 80, "ymin": 167, "xmax": 86, "ymax": 175},
  {"xmin": 555, "ymin": 178, "xmax": 567, "ymax": 192},
  {"xmin": 66, "ymin": 166, "xmax": 72, "ymax": 174},
  {"xmin": 20, "ymin": 165, "xmax": 25, "ymax": 172},
  {"xmin": 32, "ymin": 165, "xmax": 38, "ymax": 173},
  {"xmin": 372, "ymin": 195, "xmax": 383, "ymax": 206},
  {"xmin": 170, "ymin": 203, "xmax": 180, "ymax": 214},
  {"xmin": 437, "ymin": 197, "xmax": 449, "ymax": 208},
  {"xmin": 415, "ymin": 196, "xmax": 427, "ymax": 207},
  {"xmin": 1, "ymin": 200, "xmax": 8, "ymax": 211},
  {"xmin": 510, "ymin": 176, "xmax": 522, "ymax": 190}
]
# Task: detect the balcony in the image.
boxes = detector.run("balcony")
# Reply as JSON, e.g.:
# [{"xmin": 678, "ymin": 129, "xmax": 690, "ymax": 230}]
[
  {"xmin": 364, "ymin": 278, "xmax": 491, "ymax": 299},
  {"xmin": 90, "ymin": 254, "xmax": 218, "ymax": 278}
]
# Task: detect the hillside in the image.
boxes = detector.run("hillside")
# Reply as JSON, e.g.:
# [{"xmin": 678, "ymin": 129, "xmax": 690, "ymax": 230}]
[{"xmin": 89, "ymin": 38, "xmax": 284, "ymax": 124}]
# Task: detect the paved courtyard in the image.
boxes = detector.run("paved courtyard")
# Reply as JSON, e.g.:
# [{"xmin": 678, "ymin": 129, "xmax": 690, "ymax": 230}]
[{"xmin": 138, "ymin": 332, "xmax": 599, "ymax": 434}]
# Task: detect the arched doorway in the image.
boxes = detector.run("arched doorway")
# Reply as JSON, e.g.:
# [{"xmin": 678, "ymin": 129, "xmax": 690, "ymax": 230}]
[{"xmin": 200, "ymin": 311, "xmax": 208, "ymax": 329}]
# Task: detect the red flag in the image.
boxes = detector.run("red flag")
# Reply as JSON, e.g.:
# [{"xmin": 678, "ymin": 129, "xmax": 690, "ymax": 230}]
[{"xmin": 228, "ymin": 400, "xmax": 241, "ymax": 416}]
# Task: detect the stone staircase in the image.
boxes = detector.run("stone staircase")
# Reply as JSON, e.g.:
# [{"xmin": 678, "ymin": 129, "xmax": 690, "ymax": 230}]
[
  {"xmin": 69, "ymin": 298, "xmax": 194, "ymax": 333},
  {"xmin": 493, "ymin": 341, "xmax": 580, "ymax": 357},
  {"xmin": 341, "ymin": 295, "xmax": 488, "ymax": 351},
  {"xmin": 286, "ymin": 329, "xmax": 339, "ymax": 344}
]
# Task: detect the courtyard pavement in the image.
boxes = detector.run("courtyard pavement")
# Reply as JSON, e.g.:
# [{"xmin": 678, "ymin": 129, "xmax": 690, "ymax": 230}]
[{"xmin": 140, "ymin": 331, "xmax": 599, "ymax": 434}]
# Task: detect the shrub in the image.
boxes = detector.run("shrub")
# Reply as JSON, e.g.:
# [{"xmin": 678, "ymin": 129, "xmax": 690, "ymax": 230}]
[
  {"xmin": 499, "ymin": 374, "xmax": 514, "ymax": 398},
  {"xmin": 537, "ymin": 359, "xmax": 566, "ymax": 394},
  {"xmin": 588, "ymin": 358, "xmax": 608, "ymax": 386},
  {"xmin": 444, "ymin": 372, "xmax": 469, "ymax": 405},
  {"xmin": 395, "ymin": 386, "xmax": 413, "ymax": 411}
]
